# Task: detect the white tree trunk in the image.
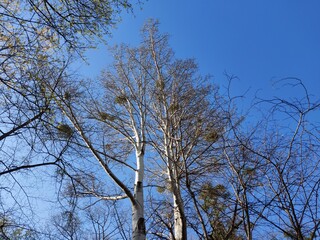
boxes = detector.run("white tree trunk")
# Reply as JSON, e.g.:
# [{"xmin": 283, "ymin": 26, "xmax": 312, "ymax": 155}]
[
  {"xmin": 171, "ymin": 175, "xmax": 187, "ymax": 240},
  {"xmin": 165, "ymin": 147, "xmax": 187, "ymax": 240},
  {"xmin": 173, "ymin": 193, "xmax": 186, "ymax": 240},
  {"xmin": 163, "ymin": 130, "xmax": 187, "ymax": 240},
  {"xmin": 132, "ymin": 149, "xmax": 146, "ymax": 240}
]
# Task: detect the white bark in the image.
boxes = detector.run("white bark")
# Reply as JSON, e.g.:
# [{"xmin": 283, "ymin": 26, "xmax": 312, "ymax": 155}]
[
  {"xmin": 164, "ymin": 133, "xmax": 187, "ymax": 240},
  {"xmin": 170, "ymin": 167, "xmax": 187, "ymax": 240},
  {"xmin": 173, "ymin": 194, "xmax": 185, "ymax": 240},
  {"xmin": 132, "ymin": 148, "xmax": 146, "ymax": 240}
]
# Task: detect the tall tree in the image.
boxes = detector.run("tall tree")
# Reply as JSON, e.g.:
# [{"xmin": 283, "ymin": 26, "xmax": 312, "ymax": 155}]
[
  {"xmin": 97, "ymin": 42, "xmax": 151, "ymax": 239},
  {"xmin": 47, "ymin": 35, "xmax": 153, "ymax": 239},
  {"xmin": 140, "ymin": 20, "xmax": 229, "ymax": 239}
]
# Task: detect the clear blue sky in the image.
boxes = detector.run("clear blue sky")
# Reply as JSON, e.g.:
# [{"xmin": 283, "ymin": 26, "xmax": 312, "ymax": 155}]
[{"xmin": 80, "ymin": 0, "xmax": 320, "ymax": 102}]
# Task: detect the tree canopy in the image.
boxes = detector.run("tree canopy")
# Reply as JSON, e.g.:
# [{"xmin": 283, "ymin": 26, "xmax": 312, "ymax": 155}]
[{"xmin": 0, "ymin": 2, "xmax": 320, "ymax": 240}]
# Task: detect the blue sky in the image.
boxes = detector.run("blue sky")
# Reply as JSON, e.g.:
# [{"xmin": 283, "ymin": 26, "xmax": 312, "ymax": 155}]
[{"xmin": 80, "ymin": 0, "xmax": 320, "ymax": 104}]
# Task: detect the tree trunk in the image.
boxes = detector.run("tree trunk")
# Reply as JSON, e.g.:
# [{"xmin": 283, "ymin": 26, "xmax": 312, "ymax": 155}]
[
  {"xmin": 173, "ymin": 192, "xmax": 187, "ymax": 240},
  {"xmin": 163, "ymin": 131, "xmax": 187, "ymax": 240},
  {"xmin": 132, "ymin": 149, "xmax": 146, "ymax": 240},
  {"xmin": 167, "ymin": 156, "xmax": 187, "ymax": 240}
]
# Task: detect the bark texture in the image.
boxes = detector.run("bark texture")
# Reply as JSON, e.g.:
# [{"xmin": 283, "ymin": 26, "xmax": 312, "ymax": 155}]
[{"xmin": 132, "ymin": 149, "xmax": 146, "ymax": 240}]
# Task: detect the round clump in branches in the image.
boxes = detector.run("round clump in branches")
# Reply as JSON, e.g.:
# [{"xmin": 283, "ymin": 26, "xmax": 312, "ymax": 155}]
[
  {"xmin": 64, "ymin": 91, "xmax": 72, "ymax": 101},
  {"xmin": 156, "ymin": 186, "xmax": 166, "ymax": 193},
  {"xmin": 114, "ymin": 95, "xmax": 128, "ymax": 105},
  {"xmin": 57, "ymin": 123, "xmax": 73, "ymax": 138},
  {"xmin": 204, "ymin": 130, "xmax": 220, "ymax": 142},
  {"xmin": 98, "ymin": 111, "xmax": 116, "ymax": 121}
]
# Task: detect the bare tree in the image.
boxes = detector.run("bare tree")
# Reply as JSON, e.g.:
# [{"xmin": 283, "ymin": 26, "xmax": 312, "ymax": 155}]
[
  {"xmin": 45, "ymin": 29, "xmax": 154, "ymax": 238},
  {"xmin": 138, "ymin": 20, "xmax": 234, "ymax": 240},
  {"xmin": 254, "ymin": 79, "xmax": 320, "ymax": 239},
  {"xmin": 223, "ymin": 78, "xmax": 320, "ymax": 240}
]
